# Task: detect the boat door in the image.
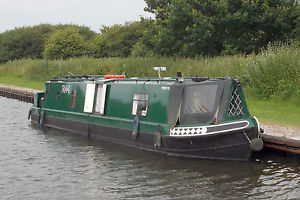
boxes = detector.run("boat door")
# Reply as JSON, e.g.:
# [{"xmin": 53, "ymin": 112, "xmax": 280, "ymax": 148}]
[
  {"xmin": 83, "ymin": 83, "xmax": 108, "ymax": 114},
  {"xmin": 95, "ymin": 83, "xmax": 107, "ymax": 115},
  {"xmin": 84, "ymin": 83, "xmax": 96, "ymax": 113}
]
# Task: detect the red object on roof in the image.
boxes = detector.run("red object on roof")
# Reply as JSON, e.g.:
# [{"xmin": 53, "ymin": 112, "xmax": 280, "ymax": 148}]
[{"xmin": 104, "ymin": 75, "xmax": 126, "ymax": 79}]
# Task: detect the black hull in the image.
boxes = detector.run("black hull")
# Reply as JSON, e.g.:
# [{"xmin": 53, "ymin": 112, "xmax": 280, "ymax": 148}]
[{"xmin": 31, "ymin": 114, "xmax": 257, "ymax": 161}]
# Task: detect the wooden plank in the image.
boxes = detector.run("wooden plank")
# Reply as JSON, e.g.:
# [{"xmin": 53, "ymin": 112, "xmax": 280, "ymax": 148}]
[
  {"xmin": 262, "ymin": 134, "xmax": 300, "ymax": 148},
  {"xmin": 0, "ymin": 84, "xmax": 41, "ymax": 94},
  {"xmin": 261, "ymin": 124, "xmax": 300, "ymax": 155},
  {"xmin": 264, "ymin": 143, "xmax": 300, "ymax": 155},
  {"xmin": 0, "ymin": 84, "xmax": 42, "ymax": 103}
]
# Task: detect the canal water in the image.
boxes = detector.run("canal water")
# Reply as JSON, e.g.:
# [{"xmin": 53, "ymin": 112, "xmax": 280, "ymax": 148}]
[{"xmin": 1, "ymin": 96, "xmax": 300, "ymax": 200}]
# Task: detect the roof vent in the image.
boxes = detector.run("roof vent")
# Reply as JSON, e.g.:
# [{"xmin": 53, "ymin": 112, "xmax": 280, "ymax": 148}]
[
  {"xmin": 192, "ymin": 75, "xmax": 208, "ymax": 82},
  {"xmin": 177, "ymin": 72, "xmax": 184, "ymax": 83},
  {"xmin": 154, "ymin": 67, "xmax": 166, "ymax": 79}
]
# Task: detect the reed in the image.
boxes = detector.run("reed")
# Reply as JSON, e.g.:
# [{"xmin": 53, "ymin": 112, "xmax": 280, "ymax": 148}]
[
  {"xmin": 0, "ymin": 43, "xmax": 299, "ymax": 101},
  {"xmin": 242, "ymin": 43, "xmax": 300, "ymax": 103},
  {"xmin": 0, "ymin": 55, "xmax": 246, "ymax": 80}
]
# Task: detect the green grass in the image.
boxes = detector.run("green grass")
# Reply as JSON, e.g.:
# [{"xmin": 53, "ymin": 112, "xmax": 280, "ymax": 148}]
[
  {"xmin": 0, "ymin": 56, "xmax": 247, "ymax": 81},
  {"xmin": 247, "ymin": 98, "xmax": 300, "ymax": 128},
  {"xmin": 0, "ymin": 75, "xmax": 44, "ymax": 90}
]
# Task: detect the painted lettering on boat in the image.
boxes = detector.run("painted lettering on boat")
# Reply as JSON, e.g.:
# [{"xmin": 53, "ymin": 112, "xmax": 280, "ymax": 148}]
[
  {"xmin": 61, "ymin": 85, "xmax": 71, "ymax": 94},
  {"xmin": 161, "ymin": 86, "xmax": 170, "ymax": 91}
]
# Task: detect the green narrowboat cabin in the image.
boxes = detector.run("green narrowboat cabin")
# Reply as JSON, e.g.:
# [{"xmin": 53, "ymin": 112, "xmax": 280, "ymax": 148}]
[{"xmin": 30, "ymin": 73, "xmax": 263, "ymax": 161}]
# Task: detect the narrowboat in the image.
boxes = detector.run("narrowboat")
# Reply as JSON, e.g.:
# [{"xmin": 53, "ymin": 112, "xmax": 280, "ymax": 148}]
[{"xmin": 30, "ymin": 70, "xmax": 263, "ymax": 161}]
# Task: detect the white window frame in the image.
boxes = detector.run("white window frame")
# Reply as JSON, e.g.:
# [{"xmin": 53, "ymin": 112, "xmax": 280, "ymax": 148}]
[{"xmin": 132, "ymin": 93, "xmax": 149, "ymax": 117}]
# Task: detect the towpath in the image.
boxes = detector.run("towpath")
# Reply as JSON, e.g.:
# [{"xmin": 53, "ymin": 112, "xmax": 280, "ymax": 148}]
[
  {"xmin": 262, "ymin": 123, "xmax": 300, "ymax": 140},
  {"xmin": 0, "ymin": 84, "xmax": 42, "ymax": 103},
  {"xmin": 0, "ymin": 84, "xmax": 42, "ymax": 94},
  {"xmin": 261, "ymin": 123, "xmax": 300, "ymax": 154}
]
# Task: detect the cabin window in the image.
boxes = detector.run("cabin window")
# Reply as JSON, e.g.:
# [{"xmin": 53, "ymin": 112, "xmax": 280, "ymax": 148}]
[
  {"xmin": 70, "ymin": 91, "xmax": 77, "ymax": 109},
  {"xmin": 95, "ymin": 84, "xmax": 107, "ymax": 114},
  {"xmin": 132, "ymin": 94, "xmax": 149, "ymax": 117},
  {"xmin": 180, "ymin": 84, "xmax": 220, "ymax": 125},
  {"xmin": 182, "ymin": 85, "xmax": 218, "ymax": 114}
]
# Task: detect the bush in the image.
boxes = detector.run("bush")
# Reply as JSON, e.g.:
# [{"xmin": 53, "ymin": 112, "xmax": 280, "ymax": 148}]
[
  {"xmin": 43, "ymin": 28, "xmax": 89, "ymax": 59},
  {"xmin": 0, "ymin": 24, "xmax": 96, "ymax": 63},
  {"xmin": 0, "ymin": 24, "xmax": 54, "ymax": 63},
  {"xmin": 92, "ymin": 22, "xmax": 144, "ymax": 58},
  {"xmin": 242, "ymin": 43, "xmax": 300, "ymax": 101}
]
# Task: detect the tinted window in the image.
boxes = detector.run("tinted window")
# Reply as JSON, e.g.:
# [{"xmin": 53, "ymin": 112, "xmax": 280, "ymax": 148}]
[
  {"xmin": 132, "ymin": 94, "xmax": 149, "ymax": 117},
  {"xmin": 182, "ymin": 85, "xmax": 218, "ymax": 114},
  {"xmin": 180, "ymin": 84, "xmax": 219, "ymax": 124}
]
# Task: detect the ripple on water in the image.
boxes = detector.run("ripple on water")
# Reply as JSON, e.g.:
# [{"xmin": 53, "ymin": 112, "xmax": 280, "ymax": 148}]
[{"xmin": 1, "ymin": 96, "xmax": 300, "ymax": 200}]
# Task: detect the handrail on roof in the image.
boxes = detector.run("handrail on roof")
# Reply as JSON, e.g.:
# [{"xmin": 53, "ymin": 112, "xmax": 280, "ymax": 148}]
[{"xmin": 49, "ymin": 74, "xmax": 228, "ymax": 83}]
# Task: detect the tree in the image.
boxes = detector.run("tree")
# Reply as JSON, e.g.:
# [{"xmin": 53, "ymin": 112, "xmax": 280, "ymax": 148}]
[
  {"xmin": 43, "ymin": 28, "xmax": 89, "ymax": 59},
  {"xmin": 143, "ymin": 0, "xmax": 298, "ymax": 56},
  {"xmin": 291, "ymin": 3, "xmax": 300, "ymax": 44},
  {"xmin": 92, "ymin": 22, "xmax": 145, "ymax": 58},
  {"xmin": 0, "ymin": 24, "xmax": 54, "ymax": 63},
  {"xmin": 0, "ymin": 24, "xmax": 96, "ymax": 62},
  {"xmin": 55, "ymin": 24, "xmax": 96, "ymax": 41},
  {"xmin": 144, "ymin": 0, "xmax": 171, "ymax": 20},
  {"xmin": 90, "ymin": 34, "xmax": 108, "ymax": 58}
]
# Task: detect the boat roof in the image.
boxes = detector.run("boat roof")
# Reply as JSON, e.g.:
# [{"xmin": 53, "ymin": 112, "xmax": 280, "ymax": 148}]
[{"xmin": 48, "ymin": 75, "xmax": 230, "ymax": 86}]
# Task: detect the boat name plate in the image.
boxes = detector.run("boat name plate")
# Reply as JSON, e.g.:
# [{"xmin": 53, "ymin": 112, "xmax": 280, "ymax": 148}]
[{"xmin": 61, "ymin": 85, "xmax": 71, "ymax": 94}]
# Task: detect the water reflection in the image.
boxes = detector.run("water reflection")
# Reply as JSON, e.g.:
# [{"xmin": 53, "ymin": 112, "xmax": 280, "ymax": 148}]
[{"xmin": 0, "ymin": 96, "xmax": 300, "ymax": 200}]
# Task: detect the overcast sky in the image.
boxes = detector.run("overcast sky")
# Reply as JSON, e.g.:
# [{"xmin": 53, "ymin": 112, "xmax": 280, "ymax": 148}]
[{"xmin": 0, "ymin": 0, "xmax": 154, "ymax": 33}]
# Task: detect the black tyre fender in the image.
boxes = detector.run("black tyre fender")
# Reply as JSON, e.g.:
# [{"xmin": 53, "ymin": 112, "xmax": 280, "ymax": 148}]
[
  {"xmin": 132, "ymin": 116, "xmax": 139, "ymax": 140},
  {"xmin": 28, "ymin": 107, "xmax": 32, "ymax": 120},
  {"xmin": 39, "ymin": 110, "xmax": 45, "ymax": 127}
]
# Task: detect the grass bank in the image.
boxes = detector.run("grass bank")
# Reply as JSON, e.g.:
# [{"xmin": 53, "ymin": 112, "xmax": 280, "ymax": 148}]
[
  {"xmin": 0, "ymin": 55, "xmax": 248, "ymax": 90},
  {"xmin": 0, "ymin": 44, "xmax": 299, "ymax": 127},
  {"xmin": 246, "ymin": 98, "xmax": 300, "ymax": 128},
  {"xmin": 0, "ymin": 75, "xmax": 44, "ymax": 90},
  {"xmin": 0, "ymin": 55, "xmax": 247, "ymax": 81}
]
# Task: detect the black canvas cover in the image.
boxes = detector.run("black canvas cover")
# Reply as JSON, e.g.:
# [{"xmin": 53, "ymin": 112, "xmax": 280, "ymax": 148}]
[
  {"xmin": 179, "ymin": 80, "xmax": 225, "ymax": 125},
  {"xmin": 167, "ymin": 83, "xmax": 183, "ymax": 128},
  {"xmin": 217, "ymin": 78, "xmax": 233, "ymax": 122},
  {"xmin": 168, "ymin": 79, "xmax": 233, "ymax": 127}
]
